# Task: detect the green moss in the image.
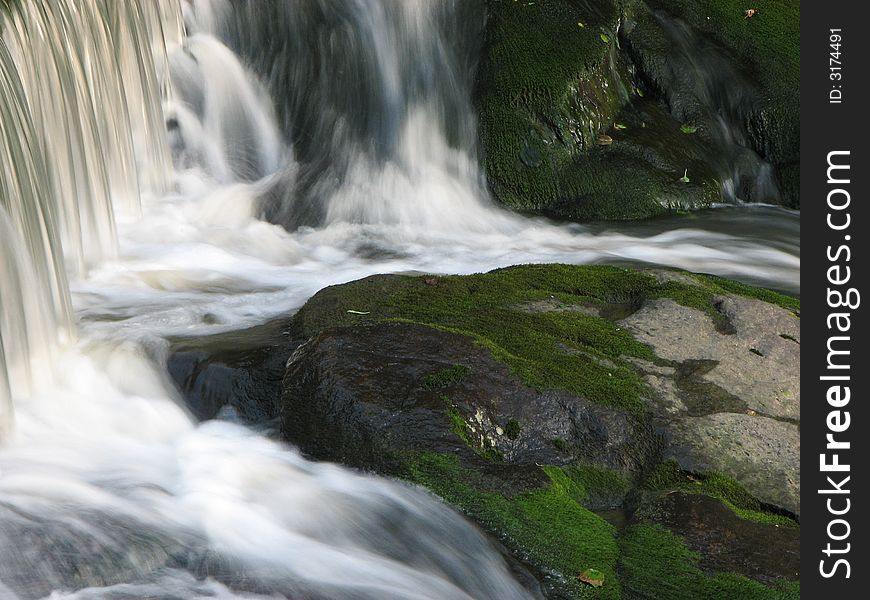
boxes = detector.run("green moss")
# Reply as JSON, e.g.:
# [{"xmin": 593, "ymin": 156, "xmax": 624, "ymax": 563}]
[
  {"xmin": 443, "ymin": 395, "xmax": 473, "ymax": 446},
  {"xmin": 478, "ymin": 0, "xmax": 733, "ymax": 220},
  {"xmin": 651, "ymin": 272, "xmax": 799, "ymax": 334},
  {"xmin": 423, "ymin": 364, "xmax": 470, "ymax": 390},
  {"xmin": 690, "ymin": 273, "xmax": 800, "ymax": 313},
  {"xmin": 545, "ymin": 464, "xmax": 630, "ymax": 508},
  {"xmin": 544, "ymin": 153, "xmax": 689, "ymax": 221},
  {"xmin": 477, "ymin": 0, "xmax": 800, "ymax": 217},
  {"xmin": 478, "ymin": 0, "xmax": 667, "ymax": 220},
  {"xmin": 553, "ymin": 437, "xmax": 569, "ymax": 452},
  {"xmin": 643, "ymin": 460, "xmax": 797, "ymax": 527},
  {"xmin": 404, "ymin": 452, "xmax": 621, "ymax": 599},
  {"xmin": 648, "ymin": 0, "xmax": 798, "ymax": 108},
  {"xmin": 646, "ymin": 0, "xmax": 800, "ymax": 206},
  {"xmin": 294, "ymin": 265, "xmax": 799, "ymax": 417},
  {"xmin": 619, "ymin": 524, "xmax": 799, "ymax": 600},
  {"xmin": 402, "ymin": 453, "xmax": 796, "ymax": 599},
  {"xmin": 504, "ymin": 417, "xmax": 521, "ymax": 439}
]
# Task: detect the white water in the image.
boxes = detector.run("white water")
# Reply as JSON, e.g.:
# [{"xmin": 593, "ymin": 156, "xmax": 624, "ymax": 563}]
[{"xmin": 0, "ymin": 1, "xmax": 798, "ymax": 598}]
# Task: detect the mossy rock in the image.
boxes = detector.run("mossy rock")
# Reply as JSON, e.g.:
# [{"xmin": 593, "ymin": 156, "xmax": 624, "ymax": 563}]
[
  {"xmin": 290, "ymin": 265, "xmax": 798, "ymax": 419},
  {"xmin": 636, "ymin": 0, "xmax": 800, "ymax": 207},
  {"xmin": 477, "ymin": 0, "xmax": 800, "ymax": 219},
  {"xmin": 478, "ymin": 0, "xmax": 690, "ymax": 221},
  {"xmin": 619, "ymin": 523, "xmax": 800, "ymax": 600},
  {"xmin": 404, "ymin": 453, "xmax": 623, "ymax": 599},
  {"xmin": 621, "ymin": 466, "xmax": 800, "ymax": 597},
  {"xmin": 282, "ymin": 265, "xmax": 800, "ymax": 598}
]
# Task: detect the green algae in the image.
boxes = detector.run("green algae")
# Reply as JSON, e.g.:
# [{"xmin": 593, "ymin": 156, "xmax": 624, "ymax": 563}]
[
  {"xmin": 643, "ymin": 460, "xmax": 798, "ymax": 527},
  {"xmin": 619, "ymin": 523, "xmax": 800, "ymax": 600}
]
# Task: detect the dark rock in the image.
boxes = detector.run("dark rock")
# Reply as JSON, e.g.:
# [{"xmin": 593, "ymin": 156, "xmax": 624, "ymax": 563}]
[
  {"xmin": 282, "ymin": 321, "xmax": 659, "ymax": 485},
  {"xmin": 168, "ymin": 318, "xmax": 298, "ymax": 425},
  {"xmin": 632, "ymin": 491, "xmax": 800, "ymax": 585}
]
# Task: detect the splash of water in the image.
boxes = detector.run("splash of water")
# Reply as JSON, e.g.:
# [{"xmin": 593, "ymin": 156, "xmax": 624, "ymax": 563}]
[
  {"xmin": 2, "ymin": 0, "xmax": 180, "ymax": 272},
  {"xmin": 72, "ymin": 0, "xmax": 797, "ymax": 340}
]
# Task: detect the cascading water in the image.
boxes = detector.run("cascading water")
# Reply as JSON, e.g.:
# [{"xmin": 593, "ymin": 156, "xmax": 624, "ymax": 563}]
[
  {"xmin": 635, "ymin": 11, "xmax": 782, "ymax": 203},
  {"xmin": 0, "ymin": 2, "xmax": 537, "ymax": 597},
  {"xmin": 180, "ymin": 0, "xmax": 490, "ymax": 229},
  {"xmin": 0, "ymin": 0, "xmax": 798, "ymax": 598}
]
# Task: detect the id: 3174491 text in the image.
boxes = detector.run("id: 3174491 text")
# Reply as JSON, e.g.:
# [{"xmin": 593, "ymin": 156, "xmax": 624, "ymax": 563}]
[{"xmin": 830, "ymin": 29, "xmax": 843, "ymax": 104}]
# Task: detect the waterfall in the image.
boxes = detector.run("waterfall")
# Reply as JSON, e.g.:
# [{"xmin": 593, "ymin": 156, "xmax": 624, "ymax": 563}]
[
  {"xmin": 2, "ymin": 0, "xmax": 180, "ymax": 270},
  {"xmin": 0, "ymin": 0, "xmax": 181, "ymax": 432},
  {"xmin": 181, "ymin": 0, "xmax": 489, "ymax": 229},
  {"xmin": 0, "ymin": 3, "xmax": 539, "ymax": 598}
]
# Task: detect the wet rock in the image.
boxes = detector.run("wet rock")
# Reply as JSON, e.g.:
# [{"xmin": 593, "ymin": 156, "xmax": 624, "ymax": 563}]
[
  {"xmin": 282, "ymin": 321, "xmax": 659, "ymax": 483},
  {"xmin": 168, "ymin": 318, "xmax": 298, "ymax": 424},
  {"xmin": 635, "ymin": 0, "xmax": 800, "ymax": 207},
  {"xmin": 631, "ymin": 491, "xmax": 800, "ymax": 584},
  {"xmin": 478, "ymin": 0, "xmax": 800, "ymax": 220},
  {"xmin": 277, "ymin": 265, "xmax": 801, "ymax": 598},
  {"xmin": 477, "ymin": 0, "xmax": 700, "ymax": 221}
]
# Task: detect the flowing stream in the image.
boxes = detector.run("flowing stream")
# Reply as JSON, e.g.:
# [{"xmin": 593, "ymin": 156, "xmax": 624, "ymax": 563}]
[{"xmin": 0, "ymin": 1, "xmax": 798, "ymax": 598}]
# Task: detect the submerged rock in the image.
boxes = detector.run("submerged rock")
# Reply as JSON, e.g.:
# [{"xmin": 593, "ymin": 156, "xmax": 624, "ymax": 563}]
[
  {"xmin": 167, "ymin": 318, "xmax": 298, "ymax": 424},
  {"xmin": 278, "ymin": 265, "xmax": 800, "ymax": 599}
]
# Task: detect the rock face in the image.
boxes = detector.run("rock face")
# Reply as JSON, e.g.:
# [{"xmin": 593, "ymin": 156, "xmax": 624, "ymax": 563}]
[
  {"xmin": 618, "ymin": 491, "xmax": 800, "ymax": 600},
  {"xmin": 278, "ymin": 265, "xmax": 800, "ymax": 600},
  {"xmin": 639, "ymin": 0, "xmax": 800, "ymax": 207},
  {"xmin": 477, "ymin": 0, "xmax": 800, "ymax": 220},
  {"xmin": 634, "ymin": 492, "xmax": 800, "ymax": 584},
  {"xmin": 284, "ymin": 320, "xmax": 659, "ymax": 487},
  {"xmin": 620, "ymin": 296, "xmax": 800, "ymax": 514}
]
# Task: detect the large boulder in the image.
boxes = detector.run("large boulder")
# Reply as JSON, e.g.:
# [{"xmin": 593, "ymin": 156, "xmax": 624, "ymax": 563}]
[
  {"xmin": 278, "ymin": 265, "xmax": 800, "ymax": 599},
  {"xmin": 477, "ymin": 0, "xmax": 800, "ymax": 220},
  {"xmin": 283, "ymin": 319, "xmax": 657, "ymax": 493}
]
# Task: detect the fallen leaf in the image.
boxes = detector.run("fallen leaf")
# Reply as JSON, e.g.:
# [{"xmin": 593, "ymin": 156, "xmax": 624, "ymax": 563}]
[
  {"xmin": 614, "ymin": 123, "xmax": 627, "ymax": 130},
  {"xmin": 578, "ymin": 568, "xmax": 605, "ymax": 588},
  {"xmin": 597, "ymin": 134, "xmax": 613, "ymax": 146},
  {"xmin": 744, "ymin": 8, "xmax": 758, "ymax": 19}
]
